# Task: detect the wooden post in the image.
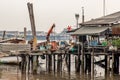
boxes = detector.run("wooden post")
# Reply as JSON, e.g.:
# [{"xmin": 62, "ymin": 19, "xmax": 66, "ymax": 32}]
[
  {"xmin": 24, "ymin": 27, "xmax": 27, "ymax": 40},
  {"xmin": 2, "ymin": 30, "xmax": 6, "ymax": 40},
  {"xmin": 81, "ymin": 42, "xmax": 84, "ymax": 74},
  {"xmin": 85, "ymin": 54, "xmax": 91, "ymax": 74},
  {"xmin": 68, "ymin": 54, "xmax": 71, "ymax": 73},
  {"xmin": 75, "ymin": 42, "xmax": 81, "ymax": 73},
  {"xmin": 111, "ymin": 51, "xmax": 114, "ymax": 75},
  {"xmin": 65, "ymin": 53, "xmax": 71, "ymax": 73},
  {"xmin": 105, "ymin": 55, "xmax": 107, "ymax": 75},
  {"xmin": 113, "ymin": 54, "xmax": 119, "ymax": 74},
  {"xmin": 20, "ymin": 54, "xmax": 26, "ymax": 73},
  {"xmin": 26, "ymin": 54, "xmax": 29, "ymax": 73},
  {"xmin": 75, "ymin": 55, "xmax": 81, "ymax": 73},
  {"xmin": 32, "ymin": 55, "xmax": 38, "ymax": 74},
  {"xmin": 53, "ymin": 54, "xmax": 56, "ymax": 72},
  {"xmin": 46, "ymin": 54, "xmax": 48, "ymax": 71},
  {"xmin": 107, "ymin": 54, "xmax": 110, "ymax": 76},
  {"xmin": 91, "ymin": 47, "xmax": 94, "ymax": 79},
  {"xmin": 29, "ymin": 55, "xmax": 33, "ymax": 73},
  {"xmin": 49, "ymin": 54, "xmax": 52, "ymax": 72},
  {"xmin": 57, "ymin": 54, "xmax": 62, "ymax": 72},
  {"xmin": 60, "ymin": 54, "xmax": 63, "ymax": 72}
]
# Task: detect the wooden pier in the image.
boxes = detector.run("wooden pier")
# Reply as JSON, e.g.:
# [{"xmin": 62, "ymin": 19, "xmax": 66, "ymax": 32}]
[
  {"xmin": 0, "ymin": 40, "xmax": 120, "ymax": 79},
  {"xmin": 17, "ymin": 46, "xmax": 120, "ymax": 78}
]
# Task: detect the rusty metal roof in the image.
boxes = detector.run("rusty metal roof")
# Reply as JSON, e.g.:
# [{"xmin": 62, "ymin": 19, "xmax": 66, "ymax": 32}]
[{"xmin": 81, "ymin": 11, "xmax": 120, "ymax": 25}]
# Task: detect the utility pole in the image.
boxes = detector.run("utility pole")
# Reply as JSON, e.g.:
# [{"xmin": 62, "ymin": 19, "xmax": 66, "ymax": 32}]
[
  {"xmin": 75, "ymin": 14, "xmax": 79, "ymax": 28},
  {"xmin": 103, "ymin": 0, "xmax": 106, "ymax": 16},
  {"xmin": 82, "ymin": 7, "xmax": 84, "ymax": 23}
]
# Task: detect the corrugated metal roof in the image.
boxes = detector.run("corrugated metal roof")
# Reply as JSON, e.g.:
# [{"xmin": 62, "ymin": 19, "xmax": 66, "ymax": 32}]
[
  {"xmin": 72, "ymin": 26, "xmax": 109, "ymax": 35},
  {"xmin": 82, "ymin": 11, "xmax": 120, "ymax": 25}
]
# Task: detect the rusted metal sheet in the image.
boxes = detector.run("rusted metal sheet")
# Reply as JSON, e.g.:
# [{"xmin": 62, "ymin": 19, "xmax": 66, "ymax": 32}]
[{"xmin": 112, "ymin": 24, "xmax": 120, "ymax": 34}]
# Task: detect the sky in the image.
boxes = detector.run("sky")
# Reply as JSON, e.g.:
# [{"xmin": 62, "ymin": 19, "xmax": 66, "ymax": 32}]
[{"xmin": 0, "ymin": 0, "xmax": 120, "ymax": 33}]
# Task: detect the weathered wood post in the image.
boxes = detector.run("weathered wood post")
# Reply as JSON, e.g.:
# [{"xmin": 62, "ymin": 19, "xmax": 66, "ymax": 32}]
[
  {"xmin": 113, "ymin": 53, "xmax": 119, "ymax": 74},
  {"xmin": 32, "ymin": 55, "xmax": 38, "ymax": 74},
  {"xmin": 68, "ymin": 53, "xmax": 71, "ymax": 73},
  {"xmin": 26, "ymin": 54, "xmax": 30, "ymax": 73},
  {"xmin": 20, "ymin": 54, "xmax": 26, "ymax": 73},
  {"xmin": 91, "ymin": 47, "xmax": 94, "ymax": 79},
  {"xmin": 48, "ymin": 54, "xmax": 52, "ymax": 72},
  {"xmin": 111, "ymin": 51, "xmax": 114, "ymax": 75},
  {"xmin": 24, "ymin": 27, "xmax": 27, "ymax": 41},
  {"xmin": 2, "ymin": 30, "xmax": 6, "ymax": 40},
  {"xmin": 46, "ymin": 54, "xmax": 48, "ymax": 71},
  {"xmin": 85, "ymin": 54, "xmax": 91, "ymax": 74},
  {"xmin": 81, "ymin": 42, "xmax": 84, "ymax": 74},
  {"xmin": 46, "ymin": 54, "xmax": 52, "ymax": 72},
  {"xmin": 29, "ymin": 55, "xmax": 33, "ymax": 73},
  {"xmin": 27, "ymin": 2, "xmax": 38, "ymax": 74},
  {"xmin": 57, "ymin": 54, "xmax": 62, "ymax": 72},
  {"xmin": 75, "ymin": 41, "xmax": 81, "ymax": 73},
  {"xmin": 53, "ymin": 53, "xmax": 56, "ymax": 72},
  {"xmin": 105, "ymin": 54, "xmax": 107, "ymax": 74},
  {"xmin": 107, "ymin": 54, "xmax": 110, "ymax": 76},
  {"xmin": 75, "ymin": 55, "xmax": 80, "ymax": 73}
]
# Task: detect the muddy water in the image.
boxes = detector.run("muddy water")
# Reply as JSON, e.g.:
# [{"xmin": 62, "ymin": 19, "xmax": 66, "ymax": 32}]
[
  {"xmin": 0, "ymin": 55, "xmax": 120, "ymax": 80},
  {"xmin": 0, "ymin": 64, "xmax": 120, "ymax": 80}
]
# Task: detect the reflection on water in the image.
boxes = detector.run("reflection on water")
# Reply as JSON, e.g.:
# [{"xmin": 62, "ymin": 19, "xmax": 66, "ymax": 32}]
[
  {"xmin": 0, "ymin": 55, "xmax": 120, "ymax": 80},
  {"xmin": 0, "ymin": 64, "xmax": 120, "ymax": 80}
]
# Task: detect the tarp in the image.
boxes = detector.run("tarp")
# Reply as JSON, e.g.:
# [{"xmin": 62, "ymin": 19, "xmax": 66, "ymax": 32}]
[{"xmin": 72, "ymin": 26, "xmax": 109, "ymax": 35}]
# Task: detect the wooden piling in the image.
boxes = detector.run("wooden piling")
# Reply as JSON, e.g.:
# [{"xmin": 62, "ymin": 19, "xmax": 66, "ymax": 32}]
[
  {"xmin": 26, "ymin": 54, "xmax": 29, "ymax": 73},
  {"xmin": 91, "ymin": 47, "xmax": 94, "ymax": 79},
  {"xmin": 46, "ymin": 54, "xmax": 48, "ymax": 71},
  {"xmin": 46, "ymin": 54, "xmax": 52, "ymax": 72},
  {"xmin": 2, "ymin": 30, "xmax": 6, "ymax": 40},
  {"xmin": 68, "ymin": 54, "xmax": 71, "ymax": 73},
  {"xmin": 57, "ymin": 54, "xmax": 62, "ymax": 72},
  {"xmin": 111, "ymin": 52, "xmax": 114, "ymax": 75},
  {"xmin": 32, "ymin": 55, "xmax": 38, "ymax": 74},
  {"xmin": 85, "ymin": 54, "xmax": 91, "ymax": 74},
  {"xmin": 49, "ymin": 54, "xmax": 52, "ymax": 72},
  {"xmin": 20, "ymin": 54, "xmax": 26, "ymax": 73},
  {"xmin": 53, "ymin": 54, "xmax": 56, "ymax": 72},
  {"xmin": 113, "ymin": 54, "xmax": 119, "ymax": 74},
  {"xmin": 81, "ymin": 42, "xmax": 84, "ymax": 74},
  {"xmin": 105, "ymin": 55, "xmax": 107, "ymax": 75},
  {"xmin": 24, "ymin": 27, "xmax": 27, "ymax": 40},
  {"xmin": 107, "ymin": 54, "xmax": 110, "ymax": 76}
]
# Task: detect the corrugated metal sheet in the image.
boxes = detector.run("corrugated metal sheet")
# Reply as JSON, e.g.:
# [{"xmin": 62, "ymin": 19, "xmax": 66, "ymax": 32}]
[
  {"xmin": 112, "ymin": 24, "xmax": 120, "ymax": 34},
  {"xmin": 82, "ymin": 11, "xmax": 120, "ymax": 25},
  {"xmin": 72, "ymin": 26, "xmax": 109, "ymax": 35}
]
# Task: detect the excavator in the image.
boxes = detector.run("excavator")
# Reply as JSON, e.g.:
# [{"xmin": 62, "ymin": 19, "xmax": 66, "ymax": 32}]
[
  {"xmin": 46, "ymin": 24, "xmax": 55, "ymax": 42},
  {"xmin": 46, "ymin": 24, "xmax": 58, "ymax": 51},
  {"xmin": 37, "ymin": 24, "xmax": 58, "ymax": 51}
]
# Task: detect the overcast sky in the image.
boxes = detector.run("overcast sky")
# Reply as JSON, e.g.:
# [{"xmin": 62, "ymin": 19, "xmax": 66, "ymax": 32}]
[{"xmin": 0, "ymin": 0, "xmax": 120, "ymax": 33}]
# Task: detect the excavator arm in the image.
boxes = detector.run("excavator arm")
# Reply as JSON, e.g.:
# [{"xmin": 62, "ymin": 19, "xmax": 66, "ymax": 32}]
[{"xmin": 46, "ymin": 24, "xmax": 55, "ymax": 42}]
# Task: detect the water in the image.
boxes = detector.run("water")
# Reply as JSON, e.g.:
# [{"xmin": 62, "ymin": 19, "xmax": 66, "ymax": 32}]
[
  {"xmin": 0, "ymin": 55, "xmax": 120, "ymax": 80},
  {"xmin": 0, "ymin": 64, "xmax": 120, "ymax": 80}
]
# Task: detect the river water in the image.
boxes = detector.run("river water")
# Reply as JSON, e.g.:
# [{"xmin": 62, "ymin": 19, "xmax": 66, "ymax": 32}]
[{"xmin": 0, "ymin": 55, "xmax": 120, "ymax": 80}]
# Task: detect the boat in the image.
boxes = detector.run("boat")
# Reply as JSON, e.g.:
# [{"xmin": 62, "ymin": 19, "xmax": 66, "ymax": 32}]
[{"xmin": 0, "ymin": 56, "xmax": 21, "ymax": 65}]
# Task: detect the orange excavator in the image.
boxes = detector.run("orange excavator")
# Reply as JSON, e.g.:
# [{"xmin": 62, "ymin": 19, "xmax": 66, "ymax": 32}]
[
  {"xmin": 46, "ymin": 24, "xmax": 58, "ymax": 51},
  {"xmin": 46, "ymin": 24, "xmax": 55, "ymax": 42}
]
